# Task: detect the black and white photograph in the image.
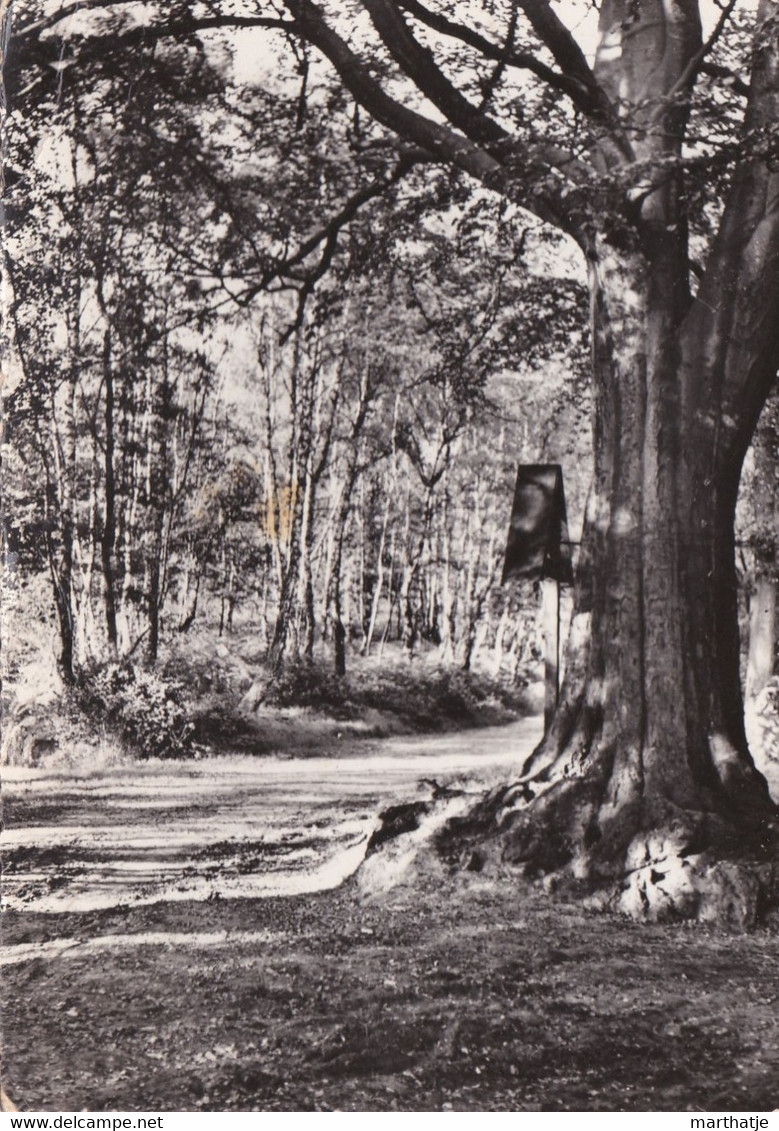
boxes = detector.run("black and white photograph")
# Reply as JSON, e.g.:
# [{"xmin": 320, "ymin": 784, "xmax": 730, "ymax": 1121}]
[{"xmin": 1, "ymin": 0, "xmax": 778, "ymax": 1114}]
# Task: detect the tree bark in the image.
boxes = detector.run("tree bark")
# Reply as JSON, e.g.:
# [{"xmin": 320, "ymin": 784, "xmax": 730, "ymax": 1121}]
[
  {"xmin": 50, "ymin": 375, "xmax": 79, "ymax": 683},
  {"xmin": 177, "ymin": 557, "xmax": 200, "ymax": 633},
  {"xmin": 361, "ymin": 503, "xmax": 389, "ymax": 656},
  {"xmin": 100, "ymin": 328, "xmax": 119, "ymax": 656},
  {"xmin": 331, "ymin": 486, "xmax": 356, "ymax": 676},
  {"xmin": 744, "ymin": 389, "xmax": 779, "ymax": 699},
  {"xmin": 747, "ymin": 576, "xmax": 776, "ymax": 700},
  {"xmin": 145, "ymin": 339, "xmax": 172, "ymax": 668}
]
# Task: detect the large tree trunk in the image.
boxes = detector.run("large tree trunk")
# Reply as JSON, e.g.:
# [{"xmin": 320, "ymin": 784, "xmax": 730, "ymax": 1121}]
[
  {"xmin": 441, "ymin": 0, "xmax": 779, "ymax": 927},
  {"xmin": 454, "ymin": 224, "xmax": 779, "ymax": 924}
]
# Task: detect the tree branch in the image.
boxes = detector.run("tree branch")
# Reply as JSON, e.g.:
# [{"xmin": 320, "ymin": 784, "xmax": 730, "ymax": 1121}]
[
  {"xmin": 283, "ymin": 0, "xmax": 507, "ymax": 179},
  {"xmin": 397, "ymin": 0, "xmax": 616, "ymax": 124},
  {"xmin": 9, "ymin": 6, "xmax": 294, "ymax": 91},
  {"xmin": 264, "ymin": 151, "xmax": 428, "ymax": 287},
  {"xmin": 282, "ymin": 0, "xmax": 574, "ymax": 228},
  {"xmin": 699, "ymin": 61, "xmax": 750, "ymax": 99},
  {"xmin": 680, "ymin": 0, "xmax": 779, "ymax": 460},
  {"xmin": 516, "ymin": 0, "xmax": 616, "ymax": 124},
  {"xmin": 362, "ymin": 0, "xmax": 509, "ymax": 150},
  {"xmin": 477, "ymin": 1, "xmax": 519, "ymax": 113},
  {"xmin": 17, "ymin": 2, "xmax": 293, "ymax": 39},
  {"xmin": 16, "ymin": 0, "xmax": 146, "ymax": 38}
]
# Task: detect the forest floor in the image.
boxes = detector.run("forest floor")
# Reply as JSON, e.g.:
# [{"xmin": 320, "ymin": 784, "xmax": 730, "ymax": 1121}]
[{"xmin": 2, "ymin": 719, "xmax": 779, "ymax": 1113}]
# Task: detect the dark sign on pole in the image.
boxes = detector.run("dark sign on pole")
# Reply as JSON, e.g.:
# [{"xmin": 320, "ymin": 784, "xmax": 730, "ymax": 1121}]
[
  {"xmin": 502, "ymin": 464, "xmax": 573, "ymax": 733},
  {"xmin": 501, "ymin": 464, "xmax": 573, "ymax": 586}
]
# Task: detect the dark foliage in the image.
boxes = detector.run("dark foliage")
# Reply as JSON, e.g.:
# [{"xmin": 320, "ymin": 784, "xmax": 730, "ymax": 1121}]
[
  {"xmin": 264, "ymin": 659, "xmax": 535, "ymax": 730},
  {"xmin": 76, "ymin": 663, "xmax": 196, "ymax": 759}
]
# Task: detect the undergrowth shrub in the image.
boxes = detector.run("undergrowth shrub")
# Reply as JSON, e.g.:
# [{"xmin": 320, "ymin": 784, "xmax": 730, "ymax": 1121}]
[
  {"xmin": 264, "ymin": 658, "xmax": 532, "ymax": 728},
  {"xmin": 354, "ymin": 666, "xmax": 514, "ymax": 728},
  {"xmin": 263, "ymin": 660, "xmax": 354, "ymax": 719},
  {"xmin": 77, "ymin": 663, "xmax": 196, "ymax": 759}
]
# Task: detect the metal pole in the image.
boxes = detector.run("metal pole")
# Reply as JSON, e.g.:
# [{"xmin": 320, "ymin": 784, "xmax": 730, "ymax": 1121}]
[{"xmin": 542, "ymin": 577, "xmax": 560, "ymax": 734}]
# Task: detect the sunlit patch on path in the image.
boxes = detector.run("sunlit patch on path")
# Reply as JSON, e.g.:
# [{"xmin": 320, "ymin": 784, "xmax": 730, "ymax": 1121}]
[
  {"xmin": 0, "ymin": 930, "xmax": 280, "ymax": 967},
  {"xmin": 1, "ymin": 718, "xmax": 541, "ymax": 916}
]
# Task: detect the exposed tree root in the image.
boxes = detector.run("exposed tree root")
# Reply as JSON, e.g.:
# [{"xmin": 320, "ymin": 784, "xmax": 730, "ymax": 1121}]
[{"xmin": 435, "ymin": 767, "xmax": 779, "ymax": 930}]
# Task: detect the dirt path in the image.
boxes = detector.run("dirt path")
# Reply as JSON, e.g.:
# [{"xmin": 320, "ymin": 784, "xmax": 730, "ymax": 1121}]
[
  {"xmin": 1, "ymin": 718, "xmax": 541, "ymax": 916},
  {"xmin": 3, "ymin": 717, "xmax": 779, "ymax": 1113}
]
